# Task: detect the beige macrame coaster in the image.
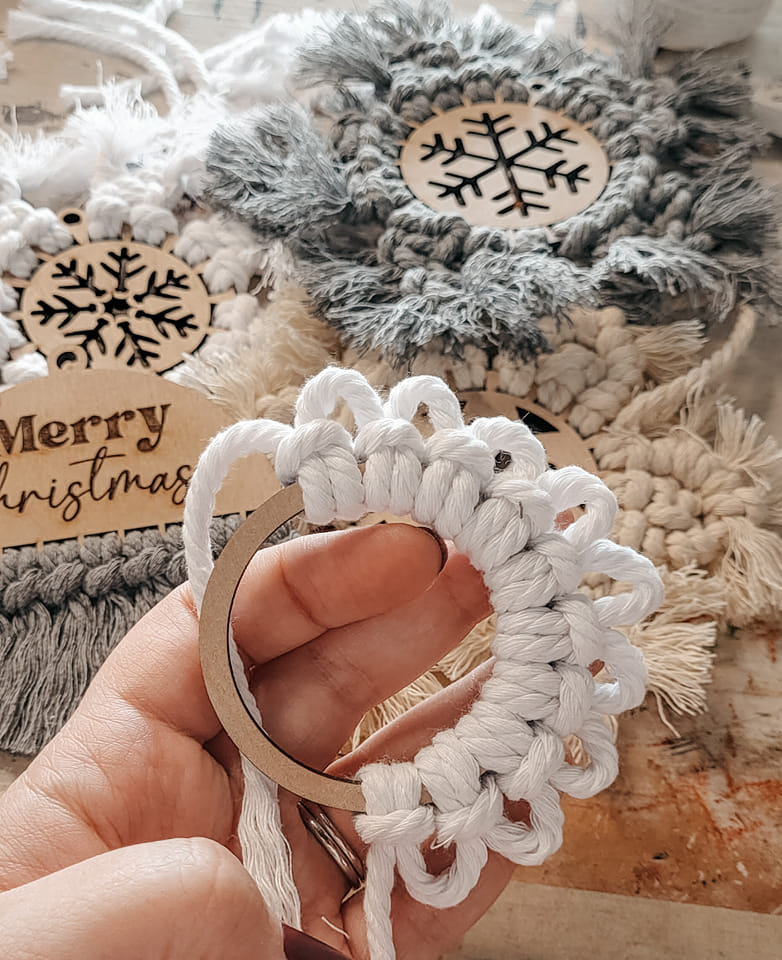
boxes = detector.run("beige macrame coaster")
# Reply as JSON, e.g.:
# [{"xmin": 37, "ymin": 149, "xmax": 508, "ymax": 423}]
[{"xmin": 398, "ymin": 96, "xmax": 610, "ymax": 228}]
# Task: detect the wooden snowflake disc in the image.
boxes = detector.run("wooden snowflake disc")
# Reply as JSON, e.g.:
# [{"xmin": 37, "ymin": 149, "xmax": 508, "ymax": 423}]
[
  {"xmin": 12, "ymin": 209, "xmax": 222, "ymax": 374},
  {"xmin": 399, "ymin": 98, "xmax": 610, "ymax": 228},
  {"xmin": 459, "ymin": 380, "xmax": 597, "ymax": 473}
]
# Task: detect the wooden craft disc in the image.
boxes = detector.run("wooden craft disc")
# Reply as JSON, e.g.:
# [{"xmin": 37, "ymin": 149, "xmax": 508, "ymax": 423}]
[
  {"xmin": 399, "ymin": 98, "xmax": 610, "ymax": 228},
  {"xmin": 200, "ymin": 385, "xmax": 595, "ymax": 812},
  {"xmin": 9, "ymin": 209, "xmax": 223, "ymax": 374}
]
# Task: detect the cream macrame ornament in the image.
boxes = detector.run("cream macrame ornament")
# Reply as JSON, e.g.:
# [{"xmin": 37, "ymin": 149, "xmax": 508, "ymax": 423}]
[{"xmin": 183, "ymin": 367, "xmax": 662, "ymax": 960}]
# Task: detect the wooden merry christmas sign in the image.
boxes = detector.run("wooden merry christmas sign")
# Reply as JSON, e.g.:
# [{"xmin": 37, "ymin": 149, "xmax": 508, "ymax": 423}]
[{"xmin": 0, "ymin": 369, "xmax": 276, "ymax": 550}]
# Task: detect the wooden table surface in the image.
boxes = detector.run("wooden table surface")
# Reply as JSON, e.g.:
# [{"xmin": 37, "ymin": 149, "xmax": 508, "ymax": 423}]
[{"xmin": 1, "ymin": 1, "xmax": 781, "ymax": 956}]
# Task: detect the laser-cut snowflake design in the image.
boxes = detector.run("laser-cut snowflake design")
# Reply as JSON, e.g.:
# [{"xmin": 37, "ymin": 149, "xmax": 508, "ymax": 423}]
[
  {"xmin": 399, "ymin": 100, "xmax": 610, "ymax": 229},
  {"xmin": 12, "ymin": 211, "xmax": 221, "ymax": 374}
]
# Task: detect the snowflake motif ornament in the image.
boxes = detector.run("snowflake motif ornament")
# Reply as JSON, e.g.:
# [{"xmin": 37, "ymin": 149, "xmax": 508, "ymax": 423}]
[
  {"xmin": 205, "ymin": 2, "xmax": 779, "ymax": 365},
  {"xmin": 9, "ymin": 209, "xmax": 222, "ymax": 373},
  {"xmin": 399, "ymin": 97, "xmax": 609, "ymax": 228}
]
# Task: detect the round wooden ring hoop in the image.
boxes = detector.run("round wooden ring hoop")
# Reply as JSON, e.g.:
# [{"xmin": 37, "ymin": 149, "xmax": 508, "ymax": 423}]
[{"xmin": 202, "ymin": 482, "xmax": 431, "ymax": 813}]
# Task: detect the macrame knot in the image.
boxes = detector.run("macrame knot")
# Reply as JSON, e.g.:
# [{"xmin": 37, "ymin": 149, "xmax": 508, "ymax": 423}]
[
  {"xmin": 551, "ymin": 593, "xmax": 606, "ymax": 668},
  {"xmin": 468, "ymin": 416, "xmax": 547, "ymax": 479},
  {"xmin": 493, "ymin": 725, "xmax": 565, "ymax": 802},
  {"xmin": 275, "ymin": 419, "xmax": 364, "ymax": 524},
  {"xmin": 433, "ymin": 775, "xmax": 503, "ymax": 848},
  {"xmin": 415, "ymin": 430, "xmax": 495, "ymax": 539},
  {"xmin": 414, "ymin": 729, "xmax": 483, "ymax": 813},
  {"xmin": 355, "ymin": 417, "xmax": 425, "ymax": 516},
  {"xmin": 357, "ymin": 762, "xmax": 432, "ymax": 847}
]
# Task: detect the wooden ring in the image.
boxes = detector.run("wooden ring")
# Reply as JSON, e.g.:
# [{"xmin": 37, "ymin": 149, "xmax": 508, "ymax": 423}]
[{"xmin": 199, "ymin": 482, "xmax": 369, "ymax": 812}]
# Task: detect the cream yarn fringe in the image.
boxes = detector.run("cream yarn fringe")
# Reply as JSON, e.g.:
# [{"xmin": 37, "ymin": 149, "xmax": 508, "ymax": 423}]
[{"xmin": 177, "ymin": 289, "xmax": 781, "ymax": 739}]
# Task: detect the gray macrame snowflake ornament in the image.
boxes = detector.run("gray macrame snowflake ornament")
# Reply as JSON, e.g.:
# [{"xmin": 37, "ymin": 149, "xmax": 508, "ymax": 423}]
[{"xmin": 205, "ymin": 1, "xmax": 780, "ymax": 364}]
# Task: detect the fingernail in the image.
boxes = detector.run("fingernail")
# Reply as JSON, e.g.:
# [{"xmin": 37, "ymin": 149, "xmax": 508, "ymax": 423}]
[
  {"xmin": 420, "ymin": 526, "xmax": 449, "ymax": 572},
  {"xmin": 282, "ymin": 924, "xmax": 350, "ymax": 960}
]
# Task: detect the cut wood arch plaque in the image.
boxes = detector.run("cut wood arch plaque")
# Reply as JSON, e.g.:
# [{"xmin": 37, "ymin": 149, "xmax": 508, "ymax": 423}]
[
  {"xmin": 399, "ymin": 97, "xmax": 610, "ymax": 229},
  {"xmin": 0, "ymin": 369, "xmax": 278, "ymax": 550}
]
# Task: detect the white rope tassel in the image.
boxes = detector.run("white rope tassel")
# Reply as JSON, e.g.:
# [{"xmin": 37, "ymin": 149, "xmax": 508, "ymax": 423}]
[
  {"xmin": 184, "ymin": 368, "xmax": 663, "ymax": 960},
  {"xmin": 184, "ymin": 418, "xmax": 301, "ymax": 929}
]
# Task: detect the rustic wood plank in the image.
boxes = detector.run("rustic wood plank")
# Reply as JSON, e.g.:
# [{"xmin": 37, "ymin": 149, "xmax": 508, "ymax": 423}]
[
  {"xmin": 519, "ymin": 627, "xmax": 782, "ymax": 913},
  {"xmin": 444, "ymin": 881, "xmax": 782, "ymax": 959}
]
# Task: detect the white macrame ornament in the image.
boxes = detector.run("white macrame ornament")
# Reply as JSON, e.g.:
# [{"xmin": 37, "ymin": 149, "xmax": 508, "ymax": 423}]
[{"xmin": 183, "ymin": 367, "xmax": 663, "ymax": 960}]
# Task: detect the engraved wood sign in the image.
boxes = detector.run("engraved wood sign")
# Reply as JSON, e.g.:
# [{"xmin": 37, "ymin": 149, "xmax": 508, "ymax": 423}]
[
  {"xmin": 398, "ymin": 97, "xmax": 610, "ymax": 229},
  {"xmin": 0, "ymin": 369, "xmax": 279, "ymax": 549}
]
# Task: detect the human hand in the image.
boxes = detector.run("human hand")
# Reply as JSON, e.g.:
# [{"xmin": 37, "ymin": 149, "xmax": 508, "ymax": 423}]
[{"xmin": 0, "ymin": 517, "xmax": 578, "ymax": 959}]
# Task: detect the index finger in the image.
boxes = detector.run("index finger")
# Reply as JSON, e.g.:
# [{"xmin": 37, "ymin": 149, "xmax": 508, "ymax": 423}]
[{"xmin": 97, "ymin": 522, "xmax": 454, "ymax": 742}]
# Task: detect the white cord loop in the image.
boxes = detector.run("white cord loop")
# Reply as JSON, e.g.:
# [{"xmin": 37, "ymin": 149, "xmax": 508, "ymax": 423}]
[{"xmin": 183, "ymin": 367, "xmax": 663, "ymax": 960}]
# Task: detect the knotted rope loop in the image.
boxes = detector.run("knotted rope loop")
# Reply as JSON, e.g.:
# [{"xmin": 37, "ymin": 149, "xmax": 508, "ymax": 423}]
[
  {"xmin": 385, "ymin": 374, "xmax": 464, "ymax": 429},
  {"xmin": 582, "ymin": 539, "xmax": 664, "ymax": 626},
  {"xmin": 294, "ymin": 366, "xmax": 385, "ymax": 428},
  {"xmin": 468, "ymin": 415, "xmax": 547, "ymax": 479},
  {"xmin": 275, "ymin": 419, "xmax": 364, "ymax": 524},
  {"xmin": 354, "ymin": 417, "xmax": 426, "ymax": 516},
  {"xmin": 414, "ymin": 429, "xmax": 495, "ymax": 539},
  {"xmin": 539, "ymin": 465, "xmax": 618, "ymax": 549},
  {"xmin": 183, "ymin": 418, "xmax": 292, "ymax": 610}
]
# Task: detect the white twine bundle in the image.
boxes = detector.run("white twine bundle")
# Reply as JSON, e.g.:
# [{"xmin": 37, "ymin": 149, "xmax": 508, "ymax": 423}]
[{"xmin": 183, "ymin": 367, "xmax": 663, "ymax": 960}]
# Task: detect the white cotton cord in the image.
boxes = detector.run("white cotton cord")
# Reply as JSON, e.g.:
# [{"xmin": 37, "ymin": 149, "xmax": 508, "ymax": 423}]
[
  {"xmin": 385, "ymin": 374, "xmax": 464, "ymax": 429},
  {"xmin": 182, "ymin": 418, "xmax": 301, "ymax": 928},
  {"xmin": 357, "ymin": 764, "xmax": 426, "ymax": 960},
  {"xmin": 183, "ymin": 368, "xmax": 664, "ymax": 960},
  {"xmin": 238, "ymin": 757, "xmax": 302, "ymax": 929},
  {"xmin": 0, "ymin": 313, "xmax": 27, "ymax": 367},
  {"xmin": 0, "ymin": 40, "xmax": 12, "ymax": 81},
  {"xmin": 203, "ymin": 9, "xmax": 326, "ymax": 74},
  {"xmin": 143, "ymin": 0, "xmax": 181, "ymax": 24},
  {"xmin": 0, "ymin": 281, "xmax": 18, "ymax": 313},
  {"xmin": 183, "ymin": 418, "xmax": 292, "ymax": 611},
  {"xmin": 7, "ymin": 10, "xmax": 183, "ymax": 109},
  {"xmin": 21, "ymin": 0, "xmax": 210, "ymax": 90}
]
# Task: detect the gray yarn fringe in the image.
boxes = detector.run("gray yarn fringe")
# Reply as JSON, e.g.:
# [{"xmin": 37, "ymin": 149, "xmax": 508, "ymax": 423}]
[
  {"xmin": 0, "ymin": 518, "xmax": 296, "ymax": 755},
  {"xmin": 206, "ymin": 0, "xmax": 781, "ymax": 365}
]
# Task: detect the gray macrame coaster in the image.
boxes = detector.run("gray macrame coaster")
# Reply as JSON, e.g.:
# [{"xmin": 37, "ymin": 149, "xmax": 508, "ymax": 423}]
[
  {"xmin": 0, "ymin": 519, "xmax": 238, "ymax": 754},
  {"xmin": 205, "ymin": 0, "xmax": 781, "ymax": 365}
]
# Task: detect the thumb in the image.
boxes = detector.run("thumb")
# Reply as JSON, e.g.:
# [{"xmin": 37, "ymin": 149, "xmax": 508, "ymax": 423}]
[{"xmin": 0, "ymin": 837, "xmax": 284, "ymax": 960}]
